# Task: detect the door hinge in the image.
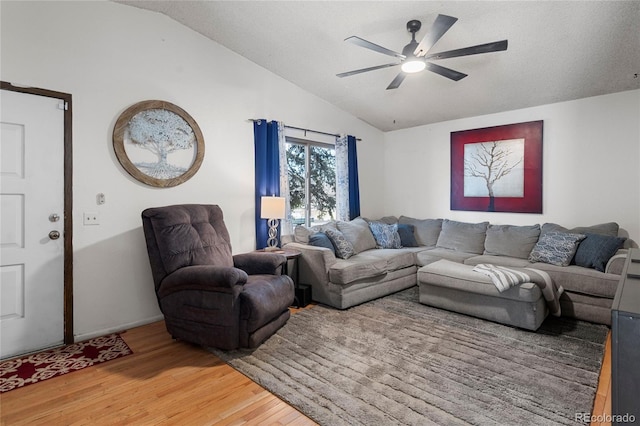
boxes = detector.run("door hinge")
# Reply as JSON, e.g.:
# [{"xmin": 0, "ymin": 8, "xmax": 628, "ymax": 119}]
[{"xmin": 58, "ymin": 101, "xmax": 68, "ymax": 111}]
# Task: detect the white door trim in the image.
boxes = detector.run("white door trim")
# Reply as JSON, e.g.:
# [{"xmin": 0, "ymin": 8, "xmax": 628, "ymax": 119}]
[{"xmin": 1, "ymin": 81, "xmax": 74, "ymax": 345}]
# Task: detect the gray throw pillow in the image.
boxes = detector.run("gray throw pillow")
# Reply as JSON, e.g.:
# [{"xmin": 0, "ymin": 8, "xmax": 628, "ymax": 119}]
[
  {"xmin": 436, "ymin": 219, "xmax": 489, "ymax": 254},
  {"xmin": 324, "ymin": 228, "xmax": 355, "ymax": 259},
  {"xmin": 528, "ymin": 231, "xmax": 586, "ymax": 266},
  {"xmin": 398, "ymin": 216, "xmax": 443, "ymax": 247},
  {"xmin": 294, "ymin": 222, "xmax": 337, "ymax": 244},
  {"xmin": 484, "ymin": 224, "xmax": 541, "ymax": 259},
  {"xmin": 336, "ymin": 217, "xmax": 377, "ymax": 254}
]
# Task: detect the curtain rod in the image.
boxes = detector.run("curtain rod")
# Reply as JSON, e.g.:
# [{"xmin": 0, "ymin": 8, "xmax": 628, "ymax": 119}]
[{"xmin": 248, "ymin": 119, "xmax": 361, "ymax": 141}]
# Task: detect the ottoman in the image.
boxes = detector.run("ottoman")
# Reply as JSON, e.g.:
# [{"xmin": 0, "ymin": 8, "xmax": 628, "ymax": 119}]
[{"xmin": 417, "ymin": 259, "xmax": 548, "ymax": 330}]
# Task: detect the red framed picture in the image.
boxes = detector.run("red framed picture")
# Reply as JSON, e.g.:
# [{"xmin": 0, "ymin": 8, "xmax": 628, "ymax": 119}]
[{"xmin": 451, "ymin": 120, "xmax": 543, "ymax": 213}]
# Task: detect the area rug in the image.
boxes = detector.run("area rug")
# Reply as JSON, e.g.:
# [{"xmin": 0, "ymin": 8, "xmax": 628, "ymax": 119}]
[
  {"xmin": 211, "ymin": 287, "xmax": 608, "ymax": 425},
  {"xmin": 0, "ymin": 333, "xmax": 132, "ymax": 393}
]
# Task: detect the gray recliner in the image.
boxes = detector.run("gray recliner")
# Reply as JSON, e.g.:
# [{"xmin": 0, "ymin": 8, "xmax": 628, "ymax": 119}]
[{"xmin": 141, "ymin": 204, "xmax": 294, "ymax": 350}]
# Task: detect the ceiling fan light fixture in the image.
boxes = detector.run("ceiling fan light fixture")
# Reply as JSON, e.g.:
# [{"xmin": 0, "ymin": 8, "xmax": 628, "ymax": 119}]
[{"xmin": 401, "ymin": 59, "xmax": 426, "ymax": 74}]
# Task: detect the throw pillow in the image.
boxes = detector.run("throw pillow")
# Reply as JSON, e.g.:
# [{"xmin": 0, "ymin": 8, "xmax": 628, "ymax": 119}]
[
  {"xmin": 436, "ymin": 219, "xmax": 489, "ymax": 254},
  {"xmin": 483, "ymin": 224, "xmax": 541, "ymax": 259},
  {"xmin": 368, "ymin": 222, "xmax": 402, "ymax": 249},
  {"xmin": 396, "ymin": 224, "xmax": 419, "ymax": 247},
  {"xmin": 323, "ymin": 228, "xmax": 355, "ymax": 259},
  {"xmin": 398, "ymin": 216, "xmax": 443, "ymax": 247},
  {"xmin": 336, "ymin": 217, "xmax": 377, "ymax": 254},
  {"xmin": 308, "ymin": 232, "xmax": 336, "ymax": 254},
  {"xmin": 528, "ymin": 231, "xmax": 587, "ymax": 266},
  {"xmin": 573, "ymin": 233, "xmax": 626, "ymax": 272},
  {"xmin": 293, "ymin": 221, "xmax": 337, "ymax": 244}
]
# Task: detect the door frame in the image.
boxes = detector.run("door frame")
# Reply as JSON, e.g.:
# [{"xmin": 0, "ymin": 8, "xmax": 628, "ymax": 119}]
[{"xmin": 1, "ymin": 81, "xmax": 74, "ymax": 344}]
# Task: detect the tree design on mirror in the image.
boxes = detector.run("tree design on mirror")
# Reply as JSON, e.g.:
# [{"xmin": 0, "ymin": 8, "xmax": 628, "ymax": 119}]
[{"xmin": 113, "ymin": 100, "xmax": 204, "ymax": 187}]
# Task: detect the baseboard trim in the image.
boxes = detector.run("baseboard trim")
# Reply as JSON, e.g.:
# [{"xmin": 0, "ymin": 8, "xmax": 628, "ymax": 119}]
[{"xmin": 74, "ymin": 315, "xmax": 165, "ymax": 342}]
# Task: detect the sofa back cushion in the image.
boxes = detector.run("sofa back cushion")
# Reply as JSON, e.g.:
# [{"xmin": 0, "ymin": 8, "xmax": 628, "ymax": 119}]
[
  {"xmin": 436, "ymin": 219, "xmax": 489, "ymax": 254},
  {"xmin": 294, "ymin": 221, "xmax": 337, "ymax": 244},
  {"xmin": 483, "ymin": 224, "xmax": 541, "ymax": 259},
  {"xmin": 398, "ymin": 216, "xmax": 443, "ymax": 247},
  {"xmin": 336, "ymin": 217, "xmax": 377, "ymax": 254}
]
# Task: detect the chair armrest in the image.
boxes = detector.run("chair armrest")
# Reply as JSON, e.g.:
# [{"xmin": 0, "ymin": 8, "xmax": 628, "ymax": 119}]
[
  {"xmin": 158, "ymin": 265, "xmax": 248, "ymax": 299},
  {"xmin": 233, "ymin": 252, "xmax": 286, "ymax": 275}
]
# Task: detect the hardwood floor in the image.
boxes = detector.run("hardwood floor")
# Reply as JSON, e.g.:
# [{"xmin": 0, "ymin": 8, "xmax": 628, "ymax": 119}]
[{"xmin": 0, "ymin": 310, "xmax": 612, "ymax": 426}]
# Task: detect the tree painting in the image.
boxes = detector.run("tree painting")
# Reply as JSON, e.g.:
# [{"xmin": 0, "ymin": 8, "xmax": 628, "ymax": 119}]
[
  {"xmin": 126, "ymin": 109, "xmax": 195, "ymax": 179},
  {"xmin": 463, "ymin": 139, "xmax": 524, "ymax": 211}
]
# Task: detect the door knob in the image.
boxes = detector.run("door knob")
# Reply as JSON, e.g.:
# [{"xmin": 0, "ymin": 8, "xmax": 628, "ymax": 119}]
[{"xmin": 49, "ymin": 230, "xmax": 61, "ymax": 240}]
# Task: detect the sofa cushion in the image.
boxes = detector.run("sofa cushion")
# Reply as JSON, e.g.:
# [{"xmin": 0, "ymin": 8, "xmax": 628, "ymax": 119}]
[
  {"xmin": 530, "ymin": 262, "xmax": 620, "ymax": 298},
  {"xmin": 436, "ymin": 219, "xmax": 489, "ymax": 254},
  {"xmin": 528, "ymin": 231, "xmax": 586, "ymax": 266},
  {"xmin": 337, "ymin": 218, "xmax": 377, "ymax": 254},
  {"xmin": 464, "ymin": 255, "xmax": 534, "ymax": 269},
  {"xmin": 416, "ymin": 247, "xmax": 477, "ymax": 266},
  {"xmin": 324, "ymin": 228, "xmax": 355, "ymax": 259},
  {"xmin": 483, "ymin": 224, "xmax": 541, "ymax": 259},
  {"xmin": 308, "ymin": 232, "xmax": 335, "ymax": 254},
  {"xmin": 294, "ymin": 221, "xmax": 337, "ymax": 244},
  {"xmin": 542, "ymin": 222, "xmax": 619, "ymax": 237},
  {"xmin": 368, "ymin": 222, "xmax": 402, "ymax": 249},
  {"xmin": 328, "ymin": 255, "xmax": 387, "ymax": 285},
  {"xmin": 573, "ymin": 233, "xmax": 626, "ymax": 272},
  {"xmin": 398, "ymin": 216, "xmax": 442, "ymax": 247},
  {"xmin": 397, "ymin": 224, "xmax": 419, "ymax": 247},
  {"xmin": 359, "ymin": 249, "xmax": 416, "ymax": 272}
]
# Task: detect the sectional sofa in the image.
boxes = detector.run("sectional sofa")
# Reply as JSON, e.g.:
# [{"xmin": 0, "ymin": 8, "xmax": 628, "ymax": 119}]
[{"xmin": 282, "ymin": 216, "xmax": 633, "ymax": 327}]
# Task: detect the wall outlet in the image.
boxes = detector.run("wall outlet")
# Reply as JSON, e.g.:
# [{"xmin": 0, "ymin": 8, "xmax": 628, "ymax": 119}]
[{"xmin": 83, "ymin": 212, "xmax": 100, "ymax": 225}]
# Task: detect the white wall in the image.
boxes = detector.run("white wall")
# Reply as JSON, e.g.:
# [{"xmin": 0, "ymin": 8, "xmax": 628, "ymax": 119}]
[
  {"xmin": 383, "ymin": 90, "xmax": 640, "ymax": 242},
  {"xmin": 1, "ymin": 1, "xmax": 385, "ymax": 339}
]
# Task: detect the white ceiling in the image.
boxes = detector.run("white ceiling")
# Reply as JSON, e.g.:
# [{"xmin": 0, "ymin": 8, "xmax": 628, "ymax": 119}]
[{"xmin": 117, "ymin": 1, "xmax": 640, "ymax": 132}]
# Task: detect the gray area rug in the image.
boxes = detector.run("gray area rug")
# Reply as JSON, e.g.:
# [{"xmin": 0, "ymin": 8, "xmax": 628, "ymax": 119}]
[{"xmin": 210, "ymin": 287, "xmax": 608, "ymax": 425}]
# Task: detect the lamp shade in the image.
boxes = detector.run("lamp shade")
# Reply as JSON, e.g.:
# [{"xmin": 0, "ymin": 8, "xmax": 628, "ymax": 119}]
[{"xmin": 260, "ymin": 196, "xmax": 285, "ymax": 219}]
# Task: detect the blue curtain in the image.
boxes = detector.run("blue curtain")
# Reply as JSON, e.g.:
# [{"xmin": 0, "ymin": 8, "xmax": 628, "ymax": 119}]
[
  {"xmin": 254, "ymin": 120, "xmax": 280, "ymax": 249},
  {"xmin": 347, "ymin": 135, "xmax": 361, "ymax": 220}
]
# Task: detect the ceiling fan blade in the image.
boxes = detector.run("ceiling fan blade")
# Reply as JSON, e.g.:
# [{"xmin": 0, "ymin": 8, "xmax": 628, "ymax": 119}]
[
  {"xmin": 424, "ymin": 40, "xmax": 508, "ymax": 60},
  {"xmin": 386, "ymin": 72, "xmax": 407, "ymax": 90},
  {"xmin": 425, "ymin": 62, "xmax": 467, "ymax": 81},
  {"xmin": 345, "ymin": 36, "xmax": 405, "ymax": 59},
  {"xmin": 337, "ymin": 63, "xmax": 399, "ymax": 78},
  {"xmin": 414, "ymin": 14, "xmax": 458, "ymax": 57}
]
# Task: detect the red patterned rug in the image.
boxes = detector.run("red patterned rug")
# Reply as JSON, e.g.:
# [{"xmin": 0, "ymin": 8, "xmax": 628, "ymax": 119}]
[{"xmin": 0, "ymin": 333, "xmax": 132, "ymax": 393}]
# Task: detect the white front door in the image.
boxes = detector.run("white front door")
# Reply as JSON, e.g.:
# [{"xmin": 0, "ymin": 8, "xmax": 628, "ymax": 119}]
[{"xmin": 1, "ymin": 89, "xmax": 65, "ymax": 359}]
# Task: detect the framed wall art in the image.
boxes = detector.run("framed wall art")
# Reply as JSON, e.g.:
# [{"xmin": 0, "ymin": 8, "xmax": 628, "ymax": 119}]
[
  {"xmin": 450, "ymin": 120, "xmax": 543, "ymax": 213},
  {"xmin": 113, "ymin": 100, "xmax": 204, "ymax": 187}
]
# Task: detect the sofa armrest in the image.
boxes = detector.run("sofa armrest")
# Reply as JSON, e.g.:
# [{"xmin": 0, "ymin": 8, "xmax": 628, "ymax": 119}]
[
  {"xmin": 158, "ymin": 265, "xmax": 248, "ymax": 298},
  {"xmin": 606, "ymin": 249, "xmax": 628, "ymax": 275},
  {"xmin": 233, "ymin": 252, "xmax": 286, "ymax": 275}
]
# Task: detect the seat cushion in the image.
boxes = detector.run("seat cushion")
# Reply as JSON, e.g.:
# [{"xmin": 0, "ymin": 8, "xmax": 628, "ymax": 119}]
[
  {"xmin": 329, "ymin": 254, "xmax": 387, "ymax": 285},
  {"xmin": 416, "ymin": 247, "xmax": 477, "ymax": 266}
]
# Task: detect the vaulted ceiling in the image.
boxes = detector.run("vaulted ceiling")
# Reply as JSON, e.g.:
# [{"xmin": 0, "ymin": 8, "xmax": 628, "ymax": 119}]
[{"xmin": 117, "ymin": 1, "xmax": 640, "ymax": 131}]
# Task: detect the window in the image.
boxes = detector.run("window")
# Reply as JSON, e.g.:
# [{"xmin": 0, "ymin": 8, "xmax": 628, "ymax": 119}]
[{"xmin": 285, "ymin": 138, "xmax": 336, "ymax": 226}]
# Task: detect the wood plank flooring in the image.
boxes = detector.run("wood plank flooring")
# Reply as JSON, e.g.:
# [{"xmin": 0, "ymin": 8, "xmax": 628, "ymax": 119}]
[{"xmin": 0, "ymin": 310, "xmax": 612, "ymax": 425}]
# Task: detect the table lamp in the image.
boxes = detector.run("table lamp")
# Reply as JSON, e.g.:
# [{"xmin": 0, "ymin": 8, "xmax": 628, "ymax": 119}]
[{"xmin": 260, "ymin": 196, "xmax": 286, "ymax": 251}]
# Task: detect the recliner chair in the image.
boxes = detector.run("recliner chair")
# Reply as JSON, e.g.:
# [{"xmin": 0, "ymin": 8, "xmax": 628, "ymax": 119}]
[{"xmin": 141, "ymin": 204, "xmax": 294, "ymax": 350}]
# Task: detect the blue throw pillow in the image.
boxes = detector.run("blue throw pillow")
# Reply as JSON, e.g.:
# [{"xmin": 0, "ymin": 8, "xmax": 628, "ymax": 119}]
[
  {"xmin": 308, "ymin": 232, "xmax": 335, "ymax": 254},
  {"xmin": 573, "ymin": 233, "xmax": 626, "ymax": 272},
  {"xmin": 397, "ymin": 224, "xmax": 418, "ymax": 247},
  {"xmin": 368, "ymin": 222, "xmax": 402, "ymax": 249}
]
